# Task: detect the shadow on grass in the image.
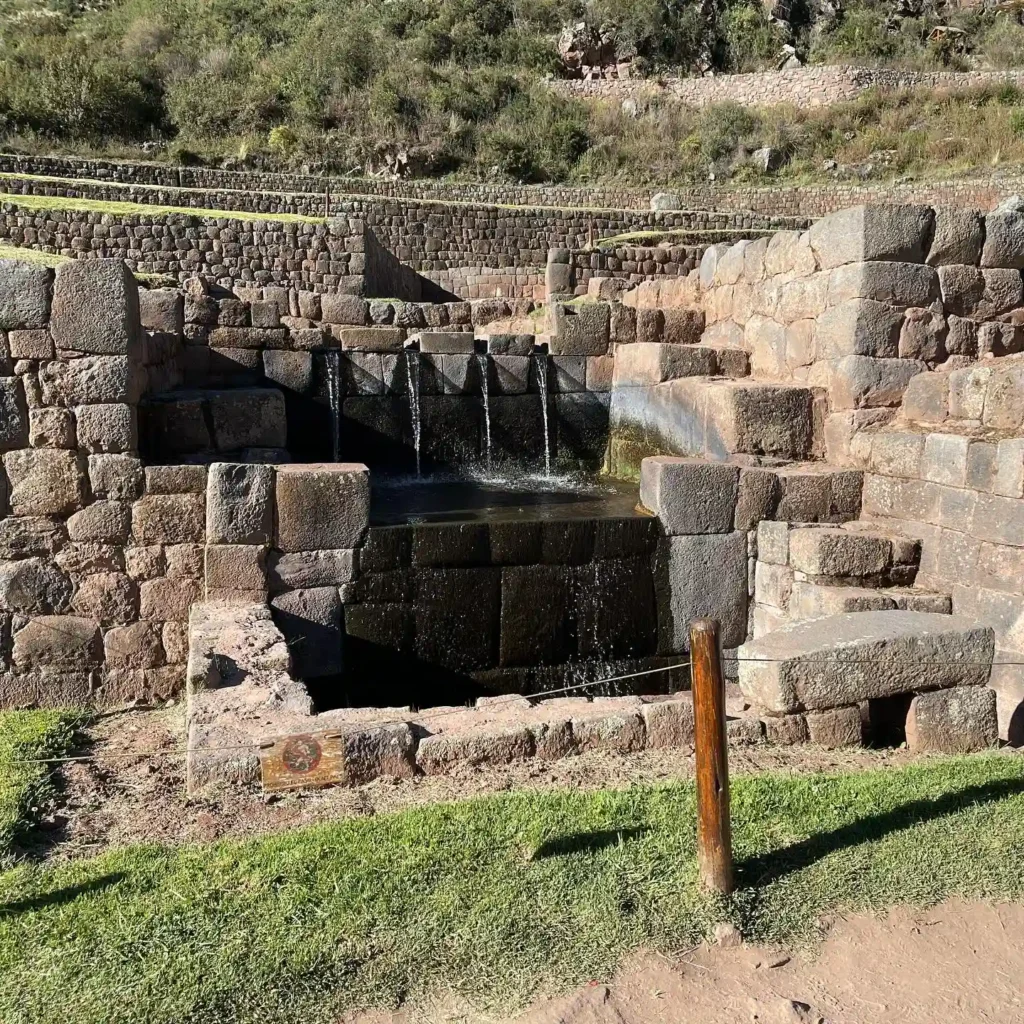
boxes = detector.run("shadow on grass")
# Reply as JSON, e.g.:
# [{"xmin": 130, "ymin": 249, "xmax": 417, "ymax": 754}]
[
  {"xmin": 531, "ymin": 827, "xmax": 649, "ymax": 859},
  {"xmin": 0, "ymin": 872, "xmax": 125, "ymax": 917},
  {"xmin": 737, "ymin": 778, "xmax": 1024, "ymax": 889}
]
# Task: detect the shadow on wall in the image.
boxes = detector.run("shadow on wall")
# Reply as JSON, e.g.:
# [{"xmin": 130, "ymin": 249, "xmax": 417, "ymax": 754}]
[{"xmin": 363, "ymin": 227, "xmax": 459, "ymax": 303}]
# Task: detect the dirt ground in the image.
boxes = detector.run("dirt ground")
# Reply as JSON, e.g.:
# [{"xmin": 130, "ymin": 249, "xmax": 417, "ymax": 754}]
[
  {"xmin": 347, "ymin": 900, "xmax": 1024, "ymax": 1024},
  {"xmin": 47, "ymin": 705, "xmax": 921, "ymax": 857}
]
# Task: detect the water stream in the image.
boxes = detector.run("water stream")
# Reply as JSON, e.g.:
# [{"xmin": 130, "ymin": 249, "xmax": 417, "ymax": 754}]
[
  {"xmin": 536, "ymin": 351, "xmax": 552, "ymax": 476},
  {"xmin": 326, "ymin": 350, "xmax": 341, "ymax": 462},
  {"xmin": 477, "ymin": 353, "xmax": 492, "ymax": 469},
  {"xmin": 405, "ymin": 348, "xmax": 423, "ymax": 476}
]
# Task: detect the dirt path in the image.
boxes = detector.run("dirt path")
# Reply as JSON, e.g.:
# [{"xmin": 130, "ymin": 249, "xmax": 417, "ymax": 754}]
[
  {"xmin": 47, "ymin": 706, "xmax": 922, "ymax": 858},
  {"xmin": 347, "ymin": 900, "xmax": 1024, "ymax": 1024}
]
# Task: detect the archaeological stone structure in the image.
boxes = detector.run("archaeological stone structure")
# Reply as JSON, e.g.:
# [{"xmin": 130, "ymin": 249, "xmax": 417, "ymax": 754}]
[{"xmin": 0, "ymin": 185, "xmax": 1021, "ymax": 791}]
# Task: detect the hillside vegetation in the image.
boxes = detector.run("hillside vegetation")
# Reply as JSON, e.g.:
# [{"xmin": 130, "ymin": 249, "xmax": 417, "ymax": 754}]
[{"xmin": 2, "ymin": 0, "xmax": 1024, "ymax": 184}]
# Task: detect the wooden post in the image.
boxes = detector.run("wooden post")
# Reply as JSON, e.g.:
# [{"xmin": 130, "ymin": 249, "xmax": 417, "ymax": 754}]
[{"xmin": 689, "ymin": 617, "xmax": 733, "ymax": 894}]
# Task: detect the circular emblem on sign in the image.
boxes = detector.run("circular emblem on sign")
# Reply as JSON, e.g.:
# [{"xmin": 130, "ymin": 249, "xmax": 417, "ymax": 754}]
[{"xmin": 281, "ymin": 735, "xmax": 322, "ymax": 774}]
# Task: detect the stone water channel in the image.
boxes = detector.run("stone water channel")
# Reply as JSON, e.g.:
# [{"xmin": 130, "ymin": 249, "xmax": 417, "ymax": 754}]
[{"xmin": 292, "ymin": 339, "xmax": 677, "ymax": 710}]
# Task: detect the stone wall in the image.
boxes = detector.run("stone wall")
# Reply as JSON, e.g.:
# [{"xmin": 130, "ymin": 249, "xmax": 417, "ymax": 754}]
[
  {"xmin": 552, "ymin": 65, "xmax": 1024, "ymax": 110},
  {"xmin": 547, "ymin": 242, "xmax": 708, "ymax": 301},
  {"xmin": 858, "ymin": 358, "xmax": 1024, "ymax": 740},
  {"xmin": 0, "ymin": 172, "xmax": 806, "ymax": 300},
  {"xmin": 0, "ymin": 258, "xmax": 203, "ymax": 706}
]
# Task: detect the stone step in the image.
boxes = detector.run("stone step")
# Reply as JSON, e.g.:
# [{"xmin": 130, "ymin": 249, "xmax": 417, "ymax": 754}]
[
  {"xmin": 787, "ymin": 525, "xmax": 922, "ymax": 579},
  {"xmin": 788, "ymin": 580, "xmax": 952, "ymax": 620},
  {"xmin": 738, "ymin": 610, "xmax": 994, "ymax": 715},
  {"xmin": 611, "ymin": 342, "xmax": 717, "ymax": 386},
  {"xmin": 610, "ymin": 376, "xmax": 822, "ymax": 462}
]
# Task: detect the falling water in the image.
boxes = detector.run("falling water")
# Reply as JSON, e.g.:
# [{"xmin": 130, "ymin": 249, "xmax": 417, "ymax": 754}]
[
  {"xmin": 405, "ymin": 348, "xmax": 423, "ymax": 476},
  {"xmin": 326, "ymin": 350, "xmax": 341, "ymax": 462},
  {"xmin": 536, "ymin": 351, "xmax": 552, "ymax": 476},
  {"xmin": 477, "ymin": 353, "xmax": 492, "ymax": 469}
]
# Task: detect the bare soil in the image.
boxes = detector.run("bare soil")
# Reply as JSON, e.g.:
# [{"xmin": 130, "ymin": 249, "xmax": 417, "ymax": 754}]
[
  {"xmin": 346, "ymin": 900, "xmax": 1024, "ymax": 1024},
  {"xmin": 47, "ymin": 705, "xmax": 920, "ymax": 859}
]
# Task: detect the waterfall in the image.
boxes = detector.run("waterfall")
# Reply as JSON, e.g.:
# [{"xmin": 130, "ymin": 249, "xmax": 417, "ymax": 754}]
[
  {"xmin": 477, "ymin": 353, "xmax": 492, "ymax": 469},
  {"xmin": 326, "ymin": 350, "xmax": 341, "ymax": 462},
  {"xmin": 536, "ymin": 351, "xmax": 552, "ymax": 477},
  {"xmin": 405, "ymin": 348, "xmax": 422, "ymax": 476}
]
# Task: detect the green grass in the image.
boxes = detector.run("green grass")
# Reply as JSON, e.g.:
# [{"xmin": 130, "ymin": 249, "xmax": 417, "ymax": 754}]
[
  {"xmin": 0, "ymin": 711, "xmax": 80, "ymax": 864},
  {"xmin": 1, "ymin": 753, "xmax": 1024, "ymax": 1023},
  {"xmin": 0, "ymin": 242, "xmax": 177, "ymax": 287},
  {"xmin": 0, "ymin": 192, "xmax": 321, "ymax": 225}
]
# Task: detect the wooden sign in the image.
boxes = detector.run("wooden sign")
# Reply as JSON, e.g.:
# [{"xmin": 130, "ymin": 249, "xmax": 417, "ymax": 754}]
[{"xmin": 259, "ymin": 730, "xmax": 349, "ymax": 793}]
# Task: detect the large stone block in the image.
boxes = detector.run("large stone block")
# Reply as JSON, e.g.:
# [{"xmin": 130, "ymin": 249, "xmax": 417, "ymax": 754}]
[
  {"xmin": 788, "ymin": 528, "xmax": 891, "ymax": 577},
  {"xmin": 414, "ymin": 566, "xmax": 501, "ymax": 672},
  {"xmin": 927, "ymin": 207, "xmax": 984, "ymax": 267},
  {"xmin": 139, "ymin": 288, "xmax": 183, "ymax": 334},
  {"xmin": 899, "ymin": 306, "xmax": 947, "ymax": 362},
  {"xmin": 656, "ymin": 531, "xmax": 748, "ymax": 652},
  {"xmin": 829, "ymin": 355, "xmax": 925, "ymax": 410},
  {"xmin": 208, "ymin": 389, "xmax": 286, "ymax": 451},
  {"xmin": 981, "ymin": 209, "xmax": 1024, "ymax": 269},
  {"xmin": 206, "ymin": 463, "xmax": 273, "ymax": 545},
  {"xmin": 640, "ymin": 456, "xmax": 738, "ymax": 534},
  {"xmin": 270, "ymin": 587, "xmax": 343, "ymax": 678},
  {"xmin": 0, "ymin": 377, "xmax": 28, "ymax": 451},
  {"xmin": 550, "ymin": 302, "xmax": 610, "ymax": 356},
  {"xmin": 204, "ymin": 545, "xmax": 267, "ymax": 596},
  {"xmin": 104, "ymin": 622, "xmax": 165, "ymax": 670},
  {"xmin": 131, "ymin": 494, "xmax": 206, "ymax": 544},
  {"xmin": 12, "ymin": 615, "xmax": 102, "ymax": 670},
  {"xmin": 0, "ymin": 261, "xmax": 51, "ymax": 330},
  {"xmin": 809, "ymin": 205, "xmax": 933, "ymax": 270},
  {"xmin": 66, "ymin": 501, "xmax": 131, "ymax": 543},
  {"xmin": 641, "ymin": 697, "xmax": 695, "ymax": 748},
  {"xmin": 74, "ymin": 404, "xmax": 137, "ymax": 454},
  {"xmin": 139, "ymin": 577, "xmax": 202, "ymax": 621},
  {"xmin": 661, "ymin": 308, "xmax": 705, "ymax": 345},
  {"xmin": 828, "ymin": 262, "xmax": 939, "ymax": 308},
  {"xmin": 88, "ymin": 454, "xmax": 144, "ymax": 501},
  {"xmin": 70, "ymin": 572, "xmax": 137, "ymax": 625},
  {"xmin": 499, "ymin": 564, "xmax": 575, "ymax": 666},
  {"xmin": 869, "ymin": 431, "xmax": 924, "ymax": 478},
  {"xmin": 40, "ymin": 356, "xmax": 140, "ymax": 406},
  {"xmin": 51, "ymin": 260, "xmax": 140, "ymax": 356},
  {"xmin": 2, "ymin": 449, "xmax": 84, "ymax": 516},
  {"xmin": 0, "ymin": 557, "xmax": 72, "ymax": 614},
  {"xmin": 612, "ymin": 343, "xmax": 715, "ymax": 386},
  {"xmin": 806, "ymin": 705, "xmax": 864, "ymax": 748},
  {"xmin": 274, "ymin": 464, "xmax": 369, "ymax": 552},
  {"xmin": 906, "ymin": 685, "xmax": 998, "ymax": 752},
  {"xmin": 738, "ymin": 611, "xmax": 994, "ymax": 714},
  {"xmin": 814, "ymin": 300, "xmax": 902, "ymax": 359},
  {"xmin": 263, "ymin": 350, "xmax": 313, "ymax": 393},
  {"xmin": 416, "ymin": 726, "xmax": 533, "ymax": 773},
  {"xmin": 266, "ymin": 549, "xmax": 356, "ymax": 591},
  {"xmin": 28, "ymin": 407, "xmax": 74, "ymax": 450}
]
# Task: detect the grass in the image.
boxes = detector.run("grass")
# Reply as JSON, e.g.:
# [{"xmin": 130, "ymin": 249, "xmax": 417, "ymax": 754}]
[
  {"xmin": 0, "ymin": 192, "xmax": 322, "ymax": 225},
  {"xmin": 1, "ymin": 752, "xmax": 1024, "ymax": 1023},
  {"xmin": 0, "ymin": 711, "xmax": 80, "ymax": 864},
  {"xmin": 0, "ymin": 242, "xmax": 178, "ymax": 287}
]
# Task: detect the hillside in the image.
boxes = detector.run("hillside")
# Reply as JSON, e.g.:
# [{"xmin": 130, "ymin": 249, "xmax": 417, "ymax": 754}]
[{"xmin": 3, "ymin": 0, "xmax": 1024, "ymax": 185}]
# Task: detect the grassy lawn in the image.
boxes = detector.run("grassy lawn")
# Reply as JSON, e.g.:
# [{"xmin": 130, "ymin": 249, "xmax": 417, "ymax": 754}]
[
  {"xmin": 0, "ymin": 711, "xmax": 80, "ymax": 864},
  {"xmin": 0, "ymin": 752, "xmax": 1023, "ymax": 1023}
]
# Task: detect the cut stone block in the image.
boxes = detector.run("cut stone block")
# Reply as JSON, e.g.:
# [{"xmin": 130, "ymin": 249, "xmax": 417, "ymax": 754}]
[
  {"xmin": 0, "ymin": 260, "xmax": 51, "ymax": 330},
  {"xmin": 74, "ymin": 403, "xmax": 137, "ymax": 454},
  {"xmin": 0, "ymin": 377, "xmax": 28, "ymax": 451},
  {"xmin": 206, "ymin": 463, "xmax": 273, "ymax": 545},
  {"xmin": 828, "ymin": 262, "xmax": 939, "ymax": 308},
  {"xmin": 927, "ymin": 207, "xmax": 984, "ymax": 267},
  {"xmin": 274, "ymin": 464, "xmax": 369, "ymax": 552},
  {"xmin": 738, "ymin": 611, "xmax": 994, "ymax": 714},
  {"xmin": 906, "ymin": 685, "xmax": 998, "ymax": 752},
  {"xmin": 656, "ymin": 531, "xmax": 748, "ymax": 651},
  {"xmin": 641, "ymin": 697, "xmax": 695, "ymax": 748},
  {"xmin": 829, "ymin": 355, "xmax": 925, "ymax": 410},
  {"xmin": 267, "ymin": 550, "xmax": 356, "ymax": 592},
  {"xmin": 806, "ymin": 705, "xmax": 864, "ymax": 748},
  {"xmin": 640, "ymin": 456, "xmax": 738, "ymax": 534},
  {"xmin": 613, "ymin": 343, "xmax": 716, "ymax": 385},
  {"xmin": 572, "ymin": 711, "xmax": 645, "ymax": 753},
  {"xmin": 40, "ymin": 356, "xmax": 140, "ymax": 406},
  {"xmin": 416, "ymin": 726, "xmax": 534, "ymax": 773},
  {"xmin": 51, "ymin": 260, "xmax": 141, "ymax": 356},
  {"xmin": 139, "ymin": 288, "xmax": 184, "ymax": 334},
  {"xmin": 981, "ymin": 210, "xmax": 1024, "ymax": 269},
  {"xmin": 551, "ymin": 302, "xmax": 610, "ymax": 356},
  {"xmin": 131, "ymin": 493, "xmax": 206, "ymax": 544},
  {"xmin": 809, "ymin": 205, "xmax": 933, "ymax": 270},
  {"xmin": 12, "ymin": 615, "xmax": 102, "ymax": 670},
  {"xmin": 2, "ymin": 449, "xmax": 84, "ymax": 516},
  {"xmin": 788, "ymin": 528, "xmax": 891, "ymax": 577},
  {"xmin": 208, "ymin": 389, "xmax": 286, "ymax": 451},
  {"xmin": 270, "ymin": 586, "xmax": 343, "ymax": 678},
  {"xmin": 0, "ymin": 557, "xmax": 72, "ymax": 614}
]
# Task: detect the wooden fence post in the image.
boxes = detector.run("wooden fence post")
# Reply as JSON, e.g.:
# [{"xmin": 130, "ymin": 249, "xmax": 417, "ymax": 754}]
[{"xmin": 689, "ymin": 617, "xmax": 733, "ymax": 894}]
